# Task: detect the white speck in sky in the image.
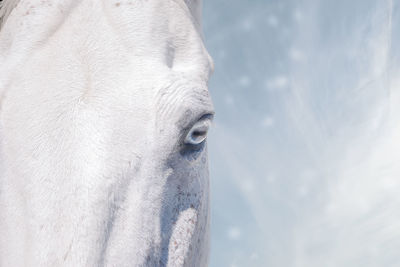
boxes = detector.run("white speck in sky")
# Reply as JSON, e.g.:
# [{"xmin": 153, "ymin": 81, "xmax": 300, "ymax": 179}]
[
  {"xmin": 298, "ymin": 185, "xmax": 309, "ymax": 197},
  {"xmin": 241, "ymin": 179, "xmax": 255, "ymax": 193},
  {"xmin": 240, "ymin": 18, "xmax": 254, "ymax": 31},
  {"xmin": 250, "ymin": 252, "xmax": 259, "ymax": 260},
  {"xmin": 227, "ymin": 226, "xmax": 242, "ymax": 240},
  {"xmin": 238, "ymin": 75, "xmax": 251, "ymax": 87},
  {"xmin": 293, "ymin": 9, "xmax": 304, "ymax": 22},
  {"xmin": 301, "ymin": 169, "xmax": 317, "ymax": 180},
  {"xmin": 266, "ymin": 174, "xmax": 276, "ymax": 184},
  {"xmin": 289, "ymin": 48, "xmax": 306, "ymax": 62},
  {"xmin": 218, "ymin": 49, "xmax": 226, "ymax": 60},
  {"xmin": 225, "ymin": 95, "xmax": 235, "ymax": 105},
  {"xmin": 267, "ymin": 15, "xmax": 279, "ymax": 27},
  {"xmin": 265, "ymin": 75, "xmax": 289, "ymax": 90},
  {"xmin": 261, "ymin": 115, "xmax": 274, "ymax": 128}
]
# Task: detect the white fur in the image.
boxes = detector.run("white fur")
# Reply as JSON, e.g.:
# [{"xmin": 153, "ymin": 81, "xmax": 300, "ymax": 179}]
[
  {"xmin": 0, "ymin": 0, "xmax": 214, "ymax": 266},
  {"xmin": 0, "ymin": 0, "xmax": 20, "ymax": 28}
]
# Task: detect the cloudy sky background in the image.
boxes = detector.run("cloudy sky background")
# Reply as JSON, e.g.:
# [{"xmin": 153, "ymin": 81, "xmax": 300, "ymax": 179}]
[{"xmin": 203, "ymin": 0, "xmax": 400, "ymax": 266}]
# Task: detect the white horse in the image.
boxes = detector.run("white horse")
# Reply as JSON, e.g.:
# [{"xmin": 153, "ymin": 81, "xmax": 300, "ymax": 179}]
[{"xmin": 0, "ymin": 0, "xmax": 214, "ymax": 266}]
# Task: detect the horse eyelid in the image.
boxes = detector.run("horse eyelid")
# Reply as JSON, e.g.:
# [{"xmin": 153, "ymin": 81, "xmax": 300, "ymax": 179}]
[{"xmin": 184, "ymin": 116, "xmax": 213, "ymax": 146}]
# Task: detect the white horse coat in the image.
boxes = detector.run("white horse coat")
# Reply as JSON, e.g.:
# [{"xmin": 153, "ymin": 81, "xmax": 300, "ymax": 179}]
[{"xmin": 0, "ymin": 0, "xmax": 214, "ymax": 266}]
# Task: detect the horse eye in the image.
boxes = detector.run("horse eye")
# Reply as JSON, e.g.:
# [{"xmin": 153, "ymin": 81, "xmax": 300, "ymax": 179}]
[{"xmin": 184, "ymin": 118, "xmax": 212, "ymax": 146}]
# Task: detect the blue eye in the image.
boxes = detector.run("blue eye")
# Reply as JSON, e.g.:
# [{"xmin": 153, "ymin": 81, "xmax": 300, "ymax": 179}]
[{"xmin": 184, "ymin": 119, "xmax": 211, "ymax": 146}]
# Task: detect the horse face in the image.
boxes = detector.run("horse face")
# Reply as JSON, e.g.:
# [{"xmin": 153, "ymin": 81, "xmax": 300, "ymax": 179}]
[{"xmin": 0, "ymin": 0, "xmax": 214, "ymax": 266}]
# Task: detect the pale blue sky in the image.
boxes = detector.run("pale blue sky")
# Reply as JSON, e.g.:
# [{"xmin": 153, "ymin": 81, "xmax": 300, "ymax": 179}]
[{"xmin": 203, "ymin": 1, "xmax": 400, "ymax": 266}]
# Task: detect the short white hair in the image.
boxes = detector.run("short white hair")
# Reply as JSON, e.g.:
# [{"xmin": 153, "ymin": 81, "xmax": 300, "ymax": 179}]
[{"xmin": 0, "ymin": 0, "xmax": 20, "ymax": 29}]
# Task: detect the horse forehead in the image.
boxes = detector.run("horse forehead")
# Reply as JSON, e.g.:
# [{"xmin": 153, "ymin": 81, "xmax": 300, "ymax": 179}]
[
  {"xmin": 0, "ymin": 0, "xmax": 203, "ymax": 44},
  {"xmin": 10, "ymin": 0, "xmax": 211, "ymax": 65},
  {"xmin": 0, "ymin": 0, "xmax": 213, "ymax": 103}
]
